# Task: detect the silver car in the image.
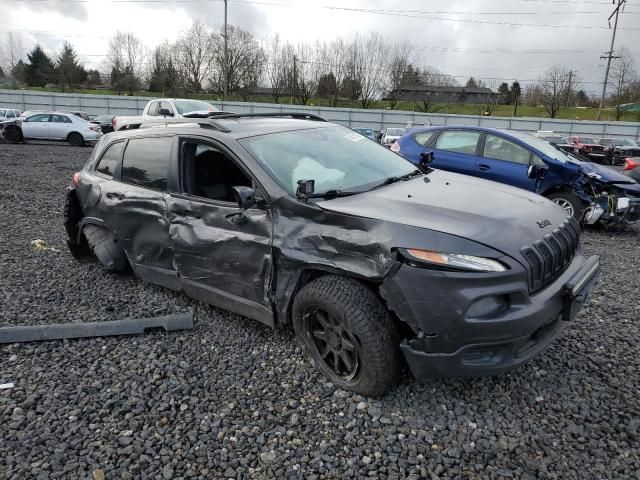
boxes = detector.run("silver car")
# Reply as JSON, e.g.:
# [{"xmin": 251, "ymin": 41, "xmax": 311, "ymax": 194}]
[
  {"xmin": 0, "ymin": 108, "xmax": 21, "ymax": 120},
  {"xmin": 21, "ymin": 112, "xmax": 102, "ymax": 146}
]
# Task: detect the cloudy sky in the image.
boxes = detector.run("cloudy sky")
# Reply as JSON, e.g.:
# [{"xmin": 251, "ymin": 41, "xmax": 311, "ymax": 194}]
[{"xmin": 1, "ymin": 0, "xmax": 639, "ymax": 93}]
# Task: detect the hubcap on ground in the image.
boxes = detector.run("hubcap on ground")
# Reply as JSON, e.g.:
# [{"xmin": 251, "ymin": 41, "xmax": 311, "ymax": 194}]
[
  {"xmin": 553, "ymin": 198, "xmax": 574, "ymax": 216},
  {"xmin": 304, "ymin": 309, "xmax": 359, "ymax": 381}
]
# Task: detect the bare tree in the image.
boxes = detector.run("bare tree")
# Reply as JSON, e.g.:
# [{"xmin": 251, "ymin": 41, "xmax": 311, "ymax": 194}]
[
  {"xmin": 174, "ymin": 20, "xmax": 214, "ymax": 93},
  {"xmin": 265, "ymin": 35, "xmax": 289, "ymax": 103},
  {"xmin": 412, "ymin": 66, "xmax": 455, "ymax": 113},
  {"xmin": 1, "ymin": 33, "xmax": 24, "ymax": 88},
  {"xmin": 294, "ymin": 42, "xmax": 323, "ymax": 105},
  {"xmin": 348, "ymin": 33, "xmax": 389, "ymax": 109},
  {"xmin": 106, "ymin": 32, "xmax": 146, "ymax": 94},
  {"xmin": 611, "ymin": 46, "xmax": 636, "ymax": 120},
  {"xmin": 325, "ymin": 38, "xmax": 348, "ymax": 107},
  {"xmin": 537, "ymin": 66, "xmax": 572, "ymax": 118},
  {"xmin": 386, "ymin": 40, "xmax": 412, "ymax": 109}
]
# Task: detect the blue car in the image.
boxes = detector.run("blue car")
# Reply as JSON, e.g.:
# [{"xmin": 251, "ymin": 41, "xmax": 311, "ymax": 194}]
[{"xmin": 393, "ymin": 126, "xmax": 640, "ymax": 225}]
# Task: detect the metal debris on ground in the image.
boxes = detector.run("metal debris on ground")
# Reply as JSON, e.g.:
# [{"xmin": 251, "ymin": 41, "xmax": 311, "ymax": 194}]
[{"xmin": 31, "ymin": 239, "xmax": 60, "ymax": 252}]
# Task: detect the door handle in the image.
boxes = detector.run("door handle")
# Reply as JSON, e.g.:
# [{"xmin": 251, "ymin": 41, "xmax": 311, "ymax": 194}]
[
  {"xmin": 478, "ymin": 164, "xmax": 491, "ymax": 171},
  {"xmin": 105, "ymin": 192, "xmax": 125, "ymax": 200}
]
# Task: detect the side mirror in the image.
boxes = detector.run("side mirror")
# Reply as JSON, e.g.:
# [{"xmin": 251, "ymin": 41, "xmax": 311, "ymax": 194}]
[
  {"xmin": 159, "ymin": 108, "xmax": 174, "ymax": 117},
  {"xmin": 527, "ymin": 164, "xmax": 547, "ymax": 179},
  {"xmin": 419, "ymin": 151, "xmax": 434, "ymax": 169},
  {"xmin": 232, "ymin": 186, "xmax": 256, "ymax": 210}
]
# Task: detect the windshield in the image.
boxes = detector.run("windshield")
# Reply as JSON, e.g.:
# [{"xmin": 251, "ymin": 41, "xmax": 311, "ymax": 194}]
[
  {"xmin": 579, "ymin": 137, "xmax": 597, "ymax": 144},
  {"xmin": 386, "ymin": 128, "xmax": 405, "ymax": 136},
  {"xmin": 508, "ymin": 130, "xmax": 572, "ymax": 164},
  {"xmin": 173, "ymin": 100, "xmax": 217, "ymax": 114},
  {"xmin": 544, "ymin": 136, "xmax": 565, "ymax": 144},
  {"xmin": 618, "ymin": 139, "xmax": 638, "ymax": 147},
  {"xmin": 240, "ymin": 126, "xmax": 417, "ymax": 196},
  {"xmin": 0, "ymin": 109, "xmax": 6, "ymax": 116}
]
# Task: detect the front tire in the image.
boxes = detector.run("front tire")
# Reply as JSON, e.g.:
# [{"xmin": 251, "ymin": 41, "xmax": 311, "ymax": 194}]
[
  {"xmin": 546, "ymin": 191, "xmax": 584, "ymax": 221},
  {"xmin": 292, "ymin": 275, "xmax": 401, "ymax": 397},
  {"xmin": 68, "ymin": 132, "xmax": 84, "ymax": 147}
]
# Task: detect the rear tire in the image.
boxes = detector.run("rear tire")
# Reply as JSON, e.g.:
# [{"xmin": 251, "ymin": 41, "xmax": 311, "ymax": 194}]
[
  {"xmin": 63, "ymin": 188, "xmax": 90, "ymax": 258},
  {"xmin": 83, "ymin": 224, "xmax": 129, "ymax": 272},
  {"xmin": 292, "ymin": 275, "xmax": 401, "ymax": 397},
  {"xmin": 546, "ymin": 191, "xmax": 584, "ymax": 221},
  {"xmin": 68, "ymin": 132, "xmax": 84, "ymax": 147}
]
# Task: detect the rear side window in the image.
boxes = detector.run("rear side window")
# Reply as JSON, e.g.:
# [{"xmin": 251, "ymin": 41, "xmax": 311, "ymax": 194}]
[
  {"xmin": 53, "ymin": 115, "xmax": 72, "ymax": 123},
  {"xmin": 96, "ymin": 141, "xmax": 125, "ymax": 177},
  {"xmin": 121, "ymin": 137, "xmax": 172, "ymax": 191},
  {"xmin": 412, "ymin": 131, "xmax": 436, "ymax": 147},
  {"xmin": 435, "ymin": 131, "xmax": 480, "ymax": 155}
]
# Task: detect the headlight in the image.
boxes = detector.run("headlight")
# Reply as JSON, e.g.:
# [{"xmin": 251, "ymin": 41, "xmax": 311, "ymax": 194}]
[{"xmin": 400, "ymin": 248, "xmax": 508, "ymax": 272}]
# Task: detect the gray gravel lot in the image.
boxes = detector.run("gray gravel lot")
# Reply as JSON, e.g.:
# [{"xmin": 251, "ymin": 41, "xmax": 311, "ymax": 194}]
[{"xmin": 1, "ymin": 142, "xmax": 640, "ymax": 479}]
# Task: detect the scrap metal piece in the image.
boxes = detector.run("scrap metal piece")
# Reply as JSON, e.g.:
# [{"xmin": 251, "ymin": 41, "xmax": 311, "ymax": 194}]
[{"xmin": 0, "ymin": 313, "xmax": 193, "ymax": 344}]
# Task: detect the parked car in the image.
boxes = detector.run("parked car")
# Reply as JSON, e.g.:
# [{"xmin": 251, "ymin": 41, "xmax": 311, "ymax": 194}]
[
  {"xmin": 91, "ymin": 114, "xmax": 116, "ymax": 134},
  {"xmin": 535, "ymin": 132, "xmax": 579, "ymax": 155},
  {"xmin": 64, "ymin": 113, "xmax": 600, "ymax": 397},
  {"xmin": 18, "ymin": 110, "xmax": 46, "ymax": 120},
  {"xmin": 353, "ymin": 128, "xmax": 376, "ymax": 141},
  {"xmin": 379, "ymin": 127, "xmax": 406, "ymax": 147},
  {"xmin": 568, "ymin": 136, "xmax": 606, "ymax": 163},
  {"xmin": 393, "ymin": 126, "xmax": 640, "ymax": 226},
  {"xmin": 0, "ymin": 108, "xmax": 21, "ymax": 120},
  {"xmin": 18, "ymin": 112, "xmax": 102, "ymax": 146},
  {"xmin": 65, "ymin": 111, "xmax": 91, "ymax": 121},
  {"xmin": 113, "ymin": 98, "xmax": 219, "ymax": 131},
  {"xmin": 623, "ymin": 157, "xmax": 640, "ymax": 183},
  {"xmin": 599, "ymin": 138, "xmax": 640, "ymax": 165}
]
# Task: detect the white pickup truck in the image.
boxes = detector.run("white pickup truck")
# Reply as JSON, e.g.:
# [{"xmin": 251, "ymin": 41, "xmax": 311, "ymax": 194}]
[{"xmin": 113, "ymin": 98, "xmax": 219, "ymax": 131}]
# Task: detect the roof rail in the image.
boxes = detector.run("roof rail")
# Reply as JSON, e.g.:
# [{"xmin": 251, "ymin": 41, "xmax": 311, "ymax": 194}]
[
  {"xmin": 203, "ymin": 112, "xmax": 328, "ymax": 122},
  {"xmin": 122, "ymin": 117, "xmax": 231, "ymax": 133}
]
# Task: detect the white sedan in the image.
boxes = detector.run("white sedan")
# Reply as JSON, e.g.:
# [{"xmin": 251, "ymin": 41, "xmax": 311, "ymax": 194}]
[{"xmin": 21, "ymin": 112, "xmax": 102, "ymax": 146}]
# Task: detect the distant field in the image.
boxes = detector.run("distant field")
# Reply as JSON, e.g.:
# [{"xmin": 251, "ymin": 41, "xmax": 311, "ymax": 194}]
[{"xmin": 4, "ymin": 86, "xmax": 639, "ymax": 122}]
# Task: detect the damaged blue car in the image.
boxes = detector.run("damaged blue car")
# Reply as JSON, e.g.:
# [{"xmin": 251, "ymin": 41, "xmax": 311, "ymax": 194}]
[{"xmin": 393, "ymin": 126, "xmax": 640, "ymax": 226}]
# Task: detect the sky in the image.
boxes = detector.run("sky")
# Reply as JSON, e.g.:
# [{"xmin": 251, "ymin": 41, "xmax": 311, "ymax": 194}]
[{"xmin": 1, "ymin": 0, "xmax": 639, "ymax": 94}]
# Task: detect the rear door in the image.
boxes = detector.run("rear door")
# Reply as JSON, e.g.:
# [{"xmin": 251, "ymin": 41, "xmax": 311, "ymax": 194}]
[
  {"xmin": 167, "ymin": 136, "xmax": 274, "ymax": 325},
  {"xmin": 49, "ymin": 114, "xmax": 73, "ymax": 139},
  {"xmin": 96, "ymin": 135, "xmax": 178, "ymax": 289},
  {"xmin": 21, "ymin": 113, "xmax": 51, "ymax": 139},
  {"xmin": 430, "ymin": 129, "xmax": 482, "ymax": 176},
  {"xmin": 476, "ymin": 133, "xmax": 537, "ymax": 191}
]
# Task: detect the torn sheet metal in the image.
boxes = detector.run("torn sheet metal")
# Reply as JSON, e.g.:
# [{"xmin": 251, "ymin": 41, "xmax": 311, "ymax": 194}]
[{"xmin": 0, "ymin": 312, "xmax": 193, "ymax": 344}]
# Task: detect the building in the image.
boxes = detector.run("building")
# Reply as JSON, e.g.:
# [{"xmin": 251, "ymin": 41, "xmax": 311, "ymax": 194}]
[{"xmin": 386, "ymin": 85, "xmax": 495, "ymax": 105}]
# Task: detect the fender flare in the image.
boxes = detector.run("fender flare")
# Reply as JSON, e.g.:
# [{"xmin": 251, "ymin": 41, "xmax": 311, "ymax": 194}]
[{"xmin": 76, "ymin": 217, "xmax": 106, "ymax": 244}]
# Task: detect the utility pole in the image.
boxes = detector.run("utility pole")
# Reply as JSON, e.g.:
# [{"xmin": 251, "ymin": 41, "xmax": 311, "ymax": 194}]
[
  {"xmin": 292, "ymin": 54, "xmax": 297, "ymax": 105},
  {"xmin": 597, "ymin": 0, "xmax": 625, "ymax": 120},
  {"xmin": 223, "ymin": 0, "xmax": 228, "ymax": 101},
  {"xmin": 565, "ymin": 70, "xmax": 573, "ymax": 107}
]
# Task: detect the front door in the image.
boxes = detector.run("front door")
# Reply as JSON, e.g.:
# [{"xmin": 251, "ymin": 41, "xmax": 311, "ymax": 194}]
[
  {"xmin": 97, "ymin": 135, "xmax": 178, "ymax": 289},
  {"xmin": 167, "ymin": 138, "xmax": 274, "ymax": 325},
  {"xmin": 431, "ymin": 129, "xmax": 482, "ymax": 176},
  {"xmin": 476, "ymin": 133, "xmax": 537, "ymax": 191},
  {"xmin": 21, "ymin": 113, "xmax": 51, "ymax": 139}
]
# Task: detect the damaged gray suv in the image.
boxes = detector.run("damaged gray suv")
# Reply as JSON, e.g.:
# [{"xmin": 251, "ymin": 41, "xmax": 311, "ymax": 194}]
[{"xmin": 64, "ymin": 113, "xmax": 600, "ymax": 397}]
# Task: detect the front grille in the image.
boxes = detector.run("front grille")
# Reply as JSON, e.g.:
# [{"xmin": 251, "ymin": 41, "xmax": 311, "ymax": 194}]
[{"xmin": 521, "ymin": 217, "xmax": 580, "ymax": 293}]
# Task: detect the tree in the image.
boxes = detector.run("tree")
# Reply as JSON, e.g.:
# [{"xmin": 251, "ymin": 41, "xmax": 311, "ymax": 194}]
[
  {"xmin": 576, "ymin": 89, "xmax": 588, "ymax": 106},
  {"xmin": 2, "ymin": 33, "xmax": 24, "ymax": 88},
  {"xmin": 348, "ymin": 33, "xmax": 389, "ymax": 109},
  {"xmin": 339, "ymin": 76, "xmax": 361, "ymax": 100},
  {"xmin": 11, "ymin": 60, "xmax": 27, "ymax": 86},
  {"xmin": 265, "ymin": 35, "xmax": 290, "ymax": 103},
  {"xmin": 538, "ymin": 66, "xmax": 572, "ymax": 118},
  {"xmin": 106, "ymin": 32, "xmax": 146, "ymax": 95},
  {"xmin": 149, "ymin": 43, "xmax": 179, "ymax": 96},
  {"xmin": 175, "ymin": 20, "xmax": 214, "ymax": 93},
  {"xmin": 317, "ymin": 72, "xmax": 337, "ymax": 99},
  {"xmin": 86, "ymin": 69, "xmax": 102, "ymax": 86},
  {"xmin": 386, "ymin": 40, "xmax": 412, "ymax": 109},
  {"xmin": 0, "ymin": 66, "xmax": 4, "ymax": 78},
  {"xmin": 465, "ymin": 77, "xmax": 478, "ymax": 88},
  {"xmin": 497, "ymin": 82, "xmax": 511, "ymax": 105},
  {"xmin": 511, "ymin": 81, "xmax": 521, "ymax": 116},
  {"xmin": 25, "ymin": 45, "xmax": 55, "ymax": 87},
  {"xmin": 56, "ymin": 41, "xmax": 86, "ymax": 91},
  {"xmin": 610, "ymin": 46, "xmax": 637, "ymax": 120}
]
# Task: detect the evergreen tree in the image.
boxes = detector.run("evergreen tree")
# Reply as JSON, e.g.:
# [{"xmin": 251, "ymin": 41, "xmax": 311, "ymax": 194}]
[
  {"xmin": 497, "ymin": 82, "xmax": 511, "ymax": 104},
  {"xmin": 11, "ymin": 60, "xmax": 28, "ymax": 86},
  {"xmin": 148, "ymin": 47, "xmax": 179, "ymax": 96},
  {"xmin": 317, "ymin": 72, "xmax": 337, "ymax": 99},
  {"xmin": 465, "ymin": 77, "xmax": 478, "ymax": 88},
  {"xmin": 0, "ymin": 66, "xmax": 5, "ymax": 78},
  {"xmin": 25, "ymin": 45, "xmax": 55, "ymax": 87},
  {"xmin": 511, "ymin": 81, "xmax": 522, "ymax": 116},
  {"xmin": 56, "ymin": 41, "xmax": 87, "ymax": 91},
  {"xmin": 86, "ymin": 69, "xmax": 102, "ymax": 86}
]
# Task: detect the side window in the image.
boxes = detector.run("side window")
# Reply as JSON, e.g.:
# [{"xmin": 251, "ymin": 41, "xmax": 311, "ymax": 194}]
[
  {"xmin": 53, "ymin": 115, "xmax": 72, "ymax": 123},
  {"xmin": 412, "ymin": 131, "xmax": 436, "ymax": 147},
  {"xmin": 147, "ymin": 101, "xmax": 159, "ymax": 116},
  {"xmin": 159, "ymin": 101, "xmax": 175, "ymax": 116},
  {"xmin": 435, "ymin": 131, "xmax": 481, "ymax": 155},
  {"xmin": 483, "ymin": 134, "xmax": 531, "ymax": 165},
  {"xmin": 181, "ymin": 140, "xmax": 252, "ymax": 203},
  {"xmin": 532, "ymin": 154, "xmax": 546, "ymax": 167},
  {"xmin": 121, "ymin": 137, "xmax": 173, "ymax": 190},
  {"xmin": 26, "ymin": 114, "xmax": 50, "ymax": 123},
  {"xmin": 7, "ymin": 111, "xmax": 15, "ymax": 118},
  {"xmin": 96, "ymin": 141, "xmax": 125, "ymax": 177}
]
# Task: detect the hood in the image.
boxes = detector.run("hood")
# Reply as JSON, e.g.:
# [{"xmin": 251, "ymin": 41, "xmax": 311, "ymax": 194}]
[
  {"xmin": 575, "ymin": 160, "xmax": 638, "ymax": 185},
  {"xmin": 317, "ymin": 170, "xmax": 569, "ymax": 259}
]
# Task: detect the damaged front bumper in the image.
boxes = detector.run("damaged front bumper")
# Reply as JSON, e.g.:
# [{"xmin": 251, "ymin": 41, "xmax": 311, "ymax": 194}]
[{"xmin": 381, "ymin": 253, "xmax": 600, "ymax": 379}]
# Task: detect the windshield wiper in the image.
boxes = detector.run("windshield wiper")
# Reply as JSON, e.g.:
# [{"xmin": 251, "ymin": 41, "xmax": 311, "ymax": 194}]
[
  {"xmin": 307, "ymin": 189, "xmax": 361, "ymax": 199},
  {"xmin": 371, "ymin": 169, "xmax": 423, "ymax": 190}
]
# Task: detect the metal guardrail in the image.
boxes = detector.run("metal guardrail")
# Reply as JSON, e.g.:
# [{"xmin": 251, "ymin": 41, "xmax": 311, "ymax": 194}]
[{"xmin": 1, "ymin": 88, "xmax": 639, "ymax": 140}]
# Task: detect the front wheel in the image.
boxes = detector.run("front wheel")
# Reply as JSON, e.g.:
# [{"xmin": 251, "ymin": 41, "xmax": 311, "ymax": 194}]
[
  {"xmin": 546, "ymin": 191, "xmax": 584, "ymax": 221},
  {"xmin": 292, "ymin": 275, "xmax": 401, "ymax": 397}
]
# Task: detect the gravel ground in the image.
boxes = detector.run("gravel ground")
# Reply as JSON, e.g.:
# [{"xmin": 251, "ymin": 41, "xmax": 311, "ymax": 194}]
[{"xmin": 1, "ymin": 142, "xmax": 639, "ymax": 479}]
